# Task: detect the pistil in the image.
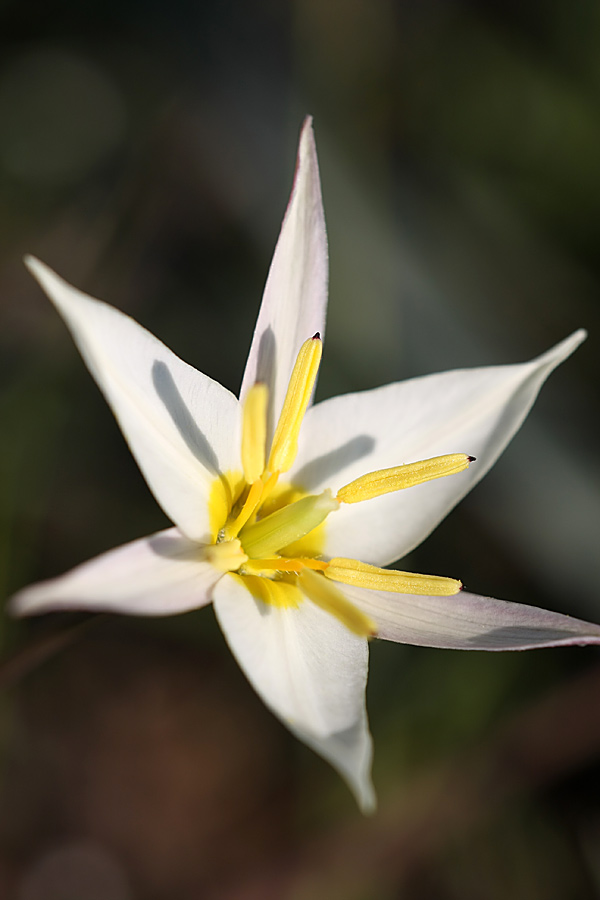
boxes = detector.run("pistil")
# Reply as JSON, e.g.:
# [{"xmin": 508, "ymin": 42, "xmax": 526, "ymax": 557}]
[
  {"xmin": 205, "ymin": 539, "xmax": 249, "ymax": 572},
  {"xmin": 239, "ymin": 489, "xmax": 339, "ymax": 558}
]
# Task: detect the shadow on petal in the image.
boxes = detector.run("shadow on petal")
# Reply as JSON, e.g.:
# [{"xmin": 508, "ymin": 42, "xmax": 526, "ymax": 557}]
[
  {"xmin": 147, "ymin": 531, "xmax": 205, "ymax": 562},
  {"xmin": 254, "ymin": 326, "xmax": 276, "ymax": 396},
  {"xmin": 467, "ymin": 625, "xmax": 600, "ymax": 649},
  {"xmin": 152, "ymin": 360, "xmax": 220, "ymax": 472},
  {"xmin": 294, "ymin": 434, "xmax": 375, "ymax": 488}
]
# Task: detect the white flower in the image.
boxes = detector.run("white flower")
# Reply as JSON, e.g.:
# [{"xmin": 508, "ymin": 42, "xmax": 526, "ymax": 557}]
[{"xmin": 11, "ymin": 118, "xmax": 600, "ymax": 813}]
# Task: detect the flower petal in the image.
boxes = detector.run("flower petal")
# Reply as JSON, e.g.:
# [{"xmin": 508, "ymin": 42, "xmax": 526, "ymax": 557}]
[
  {"xmin": 26, "ymin": 257, "xmax": 241, "ymax": 542},
  {"xmin": 292, "ymin": 331, "xmax": 586, "ymax": 565},
  {"xmin": 212, "ymin": 573, "xmax": 374, "ymax": 810},
  {"xmin": 240, "ymin": 117, "xmax": 328, "ymax": 445},
  {"xmin": 343, "ymin": 584, "xmax": 600, "ymax": 650},
  {"xmin": 10, "ymin": 528, "xmax": 220, "ymax": 617}
]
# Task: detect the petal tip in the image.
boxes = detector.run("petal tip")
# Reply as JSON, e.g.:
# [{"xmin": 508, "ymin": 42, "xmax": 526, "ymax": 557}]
[
  {"xmin": 300, "ymin": 113, "xmax": 315, "ymax": 141},
  {"xmin": 23, "ymin": 254, "xmax": 47, "ymax": 280},
  {"xmin": 8, "ymin": 587, "xmax": 41, "ymax": 619},
  {"xmin": 295, "ymin": 116, "xmax": 318, "ymax": 180},
  {"xmin": 24, "ymin": 255, "xmax": 64, "ymax": 295},
  {"xmin": 359, "ymin": 789, "xmax": 378, "ymax": 816},
  {"xmin": 546, "ymin": 328, "xmax": 588, "ymax": 363}
]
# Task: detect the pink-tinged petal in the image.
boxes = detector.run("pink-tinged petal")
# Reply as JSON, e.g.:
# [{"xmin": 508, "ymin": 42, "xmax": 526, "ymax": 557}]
[
  {"xmin": 10, "ymin": 528, "xmax": 220, "ymax": 617},
  {"xmin": 342, "ymin": 583, "xmax": 600, "ymax": 650},
  {"xmin": 26, "ymin": 258, "xmax": 241, "ymax": 543},
  {"xmin": 293, "ymin": 331, "xmax": 585, "ymax": 566},
  {"xmin": 240, "ymin": 117, "xmax": 328, "ymax": 445},
  {"xmin": 212, "ymin": 573, "xmax": 374, "ymax": 810}
]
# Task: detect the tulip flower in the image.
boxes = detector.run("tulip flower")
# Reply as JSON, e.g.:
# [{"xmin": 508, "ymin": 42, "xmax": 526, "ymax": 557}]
[{"xmin": 12, "ymin": 118, "xmax": 600, "ymax": 812}]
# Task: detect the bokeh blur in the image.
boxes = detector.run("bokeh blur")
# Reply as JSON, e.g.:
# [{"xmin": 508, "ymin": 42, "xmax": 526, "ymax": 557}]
[{"xmin": 2, "ymin": 0, "xmax": 600, "ymax": 897}]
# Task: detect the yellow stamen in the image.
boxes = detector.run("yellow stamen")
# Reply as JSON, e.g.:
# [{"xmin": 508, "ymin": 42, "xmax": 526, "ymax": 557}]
[
  {"xmin": 268, "ymin": 335, "xmax": 322, "ymax": 474},
  {"xmin": 325, "ymin": 557, "xmax": 461, "ymax": 595},
  {"xmin": 205, "ymin": 539, "xmax": 248, "ymax": 572},
  {"xmin": 239, "ymin": 489, "xmax": 339, "ymax": 559},
  {"xmin": 258, "ymin": 469, "xmax": 280, "ymax": 508},
  {"xmin": 337, "ymin": 454, "xmax": 473, "ymax": 504},
  {"xmin": 299, "ymin": 569, "xmax": 377, "ymax": 637},
  {"xmin": 243, "ymin": 556, "xmax": 328, "ymax": 575},
  {"xmin": 241, "ymin": 383, "xmax": 268, "ymax": 484},
  {"xmin": 224, "ymin": 479, "xmax": 264, "ymax": 539}
]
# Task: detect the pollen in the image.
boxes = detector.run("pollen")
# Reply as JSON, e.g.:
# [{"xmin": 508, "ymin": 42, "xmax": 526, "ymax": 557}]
[
  {"xmin": 324, "ymin": 557, "xmax": 461, "ymax": 595},
  {"xmin": 268, "ymin": 334, "xmax": 322, "ymax": 474},
  {"xmin": 337, "ymin": 454, "xmax": 473, "ymax": 504},
  {"xmin": 241, "ymin": 382, "xmax": 268, "ymax": 484}
]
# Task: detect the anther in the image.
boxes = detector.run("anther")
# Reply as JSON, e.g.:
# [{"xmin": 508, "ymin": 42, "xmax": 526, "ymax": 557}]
[
  {"xmin": 268, "ymin": 335, "xmax": 322, "ymax": 474},
  {"xmin": 337, "ymin": 454, "xmax": 473, "ymax": 504},
  {"xmin": 324, "ymin": 557, "xmax": 461, "ymax": 595},
  {"xmin": 241, "ymin": 383, "xmax": 268, "ymax": 484}
]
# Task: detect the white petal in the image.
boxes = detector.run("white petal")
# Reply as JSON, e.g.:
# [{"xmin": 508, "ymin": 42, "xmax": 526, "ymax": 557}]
[
  {"xmin": 26, "ymin": 258, "xmax": 241, "ymax": 542},
  {"xmin": 10, "ymin": 528, "xmax": 220, "ymax": 617},
  {"xmin": 212, "ymin": 573, "xmax": 374, "ymax": 810},
  {"xmin": 292, "ymin": 331, "xmax": 585, "ymax": 565},
  {"xmin": 344, "ymin": 584, "xmax": 600, "ymax": 650},
  {"xmin": 240, "ymin": 117, "xmax": 328, "ymax": 445}
]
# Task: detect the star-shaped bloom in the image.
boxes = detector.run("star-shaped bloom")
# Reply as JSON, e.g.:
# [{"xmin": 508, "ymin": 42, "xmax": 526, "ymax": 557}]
[{"xmin": 12, "ymin": 118, "xmax": 600, "ymax": 812}]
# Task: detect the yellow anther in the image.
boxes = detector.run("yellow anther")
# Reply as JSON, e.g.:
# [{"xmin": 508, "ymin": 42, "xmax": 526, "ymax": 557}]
[
  {"xmin": 225, "ymin": 479, "xmax": 264, "ymax": 539},
  {"xmin": 337, "ymin": 454, "xmax": 473, "ymax": 504},
  {"xmin": 242, "ymin": 556, "xmax": 328, "ymax": 575},
  {"xmin": 205, "ymin": 539, "xmax": 248, "ymax": 572},
  {"xmin": 239, "ymin": 489, "xmax": 338, "ymax": 559},
  {"xmin": 241, "ymin": 383, "xmax": 268, "ymax": 484},
  {"xmin": 268, "ymin": 335, "xmax": 322, "ymax": 474},
  {"xmin": 325, "ymin": 557, "xmax": 461, "ymax": 596},
  {"xmin": 299, "ymin": 569, "xmax": 377, "ymax": 638}
]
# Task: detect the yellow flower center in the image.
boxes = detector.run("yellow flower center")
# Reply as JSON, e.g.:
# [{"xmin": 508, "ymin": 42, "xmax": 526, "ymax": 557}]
[{"xmin": 208, "ymin": 335, "xmax": 472, "ymax": 638}]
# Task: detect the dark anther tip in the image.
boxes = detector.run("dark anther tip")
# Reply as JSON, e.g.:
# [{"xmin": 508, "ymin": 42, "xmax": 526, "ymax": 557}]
[
  {"xmin": 312, "ymin": 332, "xmax": 321, "ymax": 340},
  {"xmin": 467, "ymin": 456, "xmax": 477, "ymax": 462}
]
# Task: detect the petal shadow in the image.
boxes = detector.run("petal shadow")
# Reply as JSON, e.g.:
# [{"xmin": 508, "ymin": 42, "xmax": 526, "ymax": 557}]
[
  {"xmin": 293, "ymin": 434, "xmax": 375, "ymax": 488},
  {"xmin": 152, "ymin": 360, "xmax": 219, "ymax": 472}
]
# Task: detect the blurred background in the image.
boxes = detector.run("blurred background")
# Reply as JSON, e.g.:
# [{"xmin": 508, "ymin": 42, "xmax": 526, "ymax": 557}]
[{"xmin": 2, "ymin": 0, "xmax": 600, "ymax": 897}]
